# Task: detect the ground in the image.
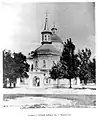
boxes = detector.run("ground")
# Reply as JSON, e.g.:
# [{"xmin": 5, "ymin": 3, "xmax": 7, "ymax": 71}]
[{"xmin": 3, "ymin": 84, "xmax": 96, "ymax": 108}]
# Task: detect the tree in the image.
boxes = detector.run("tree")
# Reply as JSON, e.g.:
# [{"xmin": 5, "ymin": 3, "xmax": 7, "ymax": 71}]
[
  {"xmin": 3, "ymin": 50, "xmax": 16, "ymax": 87},
  {"xmin": 78, "ymin": 48, "xmax": 91, "ymax": 84},
  {"xmin": 49, "ymin": 62, "xmax": 64, "ymax": 88},
  {"xmin": 50, "ymin": 38, "xmax": 80, "ymax": 88},
  {"xmin": 13, "ymin": 52, "xmax": 30, "ymax": 83},
  {"xmin": 88, "ymin": 57, "xmax": 96, "ymax": 83},
  {"xmin": 3, "ymin": 50, "xmax": 30, "ymax": 88},
  {"xmin": 3, "ymin": 50, "xmax": 10, "ymax": 87},
  {"xmin": 60, "ymin": 38, "xmax": 80, "ymax": 88}
]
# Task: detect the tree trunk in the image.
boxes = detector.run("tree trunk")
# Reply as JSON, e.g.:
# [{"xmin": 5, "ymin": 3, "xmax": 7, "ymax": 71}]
[
  {"xmin": 84, "ymin": 79, "xmax": 87, "ymax": 85},
  {"xmin": 57, "ymin": 79, "xmax": 59, "ymax": 88},
  {"xmin": 69, "ymin": 79, "xmax": 72, "ymax": 88},
  {"xmin": 75, "ymin": 77, "xmax": 77, "ymax": 85},
  {"xmin": 9, "ymin": 81, "xmax": 12, "ymax": 88}
]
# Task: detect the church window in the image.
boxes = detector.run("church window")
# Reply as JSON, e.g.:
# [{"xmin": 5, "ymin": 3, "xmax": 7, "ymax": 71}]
[
  {"xmin": 35, "ymin": 60, "xmax": 38, "ymax": 68},
  {"xmin": 44, "ymin": 77, "xmax": 50, "ymax": 84},
  {"xmin": 46, "ymin": 78, "xmax": 48, "ymax": 83},
  {"xmin": 45, "ymin": 35, "xmax": 47, "ymax": 40},
  {"xmin": 31, "ymin": 64, "xmax": 33, "ymax": 71},
  {"xmin": 43, "ymin": 60, "xmax": 46, "ymax": 68},
  {"xmin": 46, "ymin": 78, "xmax": 49, "ymax": 84},
  {"xmin": 48, "ymin": 35, "xmax": 50, "ymax": 40},
  {"xmin": 42, "ymin": 35, "xmax": 44, "ymax": 41}
]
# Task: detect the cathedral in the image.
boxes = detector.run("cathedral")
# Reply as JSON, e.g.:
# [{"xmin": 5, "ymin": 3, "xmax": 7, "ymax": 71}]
[{"xmin": 27, "ymin": 14, "xmax": 79, "ymax": 88}]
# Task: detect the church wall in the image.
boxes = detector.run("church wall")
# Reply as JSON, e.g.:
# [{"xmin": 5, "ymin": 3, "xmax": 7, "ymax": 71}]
[
  {"xmin": 33, "ymin": 55, "xmax": 60, "ymax": 70},
  {"xmin": 28, "ymin": 71, "xmax": 45, "ymax": 88}
]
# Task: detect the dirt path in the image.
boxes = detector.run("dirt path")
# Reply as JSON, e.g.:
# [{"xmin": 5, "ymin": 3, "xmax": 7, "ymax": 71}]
[{"xmin": 3, "ymin": 94, "xmax": 96, "ymax": 108}]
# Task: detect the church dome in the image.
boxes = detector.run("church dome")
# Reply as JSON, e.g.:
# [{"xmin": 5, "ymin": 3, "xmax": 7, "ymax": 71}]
[
  {"xmin": 51, "ymin": 33, "xmax": 63, "ymax": 44},
  {"xmin": 33, "ymin": 44, "xmax": 61, "ymax": 56}
]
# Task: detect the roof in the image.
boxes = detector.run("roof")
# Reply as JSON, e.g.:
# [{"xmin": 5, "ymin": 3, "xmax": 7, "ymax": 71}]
[
  {"xmin": 51, "ymin": 33, "xmax": 63, "ymax": 44},
  {"xmin": 41, "ymin": 30, "xmax": 52, "ymax": 34},
  {"xmin": 33, "ymin": 43, "xmax": 61, "ymax": 56}
]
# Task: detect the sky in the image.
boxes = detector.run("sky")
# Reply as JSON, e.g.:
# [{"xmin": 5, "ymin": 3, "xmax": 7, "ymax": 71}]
[{"xmin": 2, "ymin": 2, "xmax": 95, "ymax": 58}]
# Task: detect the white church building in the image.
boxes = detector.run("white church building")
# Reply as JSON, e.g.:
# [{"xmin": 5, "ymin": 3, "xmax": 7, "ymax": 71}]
[{"xmin": 27, "ymin": 14, "xmax": 80, "ymax": 88}]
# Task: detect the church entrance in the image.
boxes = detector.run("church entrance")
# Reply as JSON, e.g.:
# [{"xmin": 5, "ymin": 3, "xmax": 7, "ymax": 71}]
[{"xmin": 33, "ymin": 76, "xmax": 40, "ymax": 87}]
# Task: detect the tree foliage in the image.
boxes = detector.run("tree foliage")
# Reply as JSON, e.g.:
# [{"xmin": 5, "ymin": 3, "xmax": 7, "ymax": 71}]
[
  {"xmin": 78, "ymin": 48, "xmax": 92, "ymax": 84},
  {"xmin": 49, "ymin": 62, "xmax": 64, "ymax": 88},
  {"xmin": 60, "ymin": 38, "xmax": 80, "ymax": 88},
  {"xmin": 89, "ymin": 58, "xmax": 96, "ymax": 83},
  {"xmin": 50, "ymin": 38, "xmax": 96, "ymax": 87},
  {"xmin": 13, "ymin": 52, "xmax": 30, "ymax": 80},
  {"xmin": 3, "ymin": 50, "xmax": 30, "ymax": 88},
  {"xmin": 50, "ymin": 38, "xmax": 80, "ymax": 88}
]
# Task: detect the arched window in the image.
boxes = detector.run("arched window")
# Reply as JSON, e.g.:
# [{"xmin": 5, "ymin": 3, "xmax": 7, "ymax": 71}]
[
  {"xmin": 46, "ymin": 78, "xmax": 48, "ymax": 83},
  {"xmin": 48, "ymin": 35, "xmax": 50, "ymax": 40},
  {"xmin": 44, "ymin": 77, "xmax": 50, "ymax": 84},
  {"xmin": 31, "ymin": 64, "xmax": 33, "ymax": 71},
  {"xmin": 45, "ymin": 35, "xmax": 47, "ymax": 41},
  {"xmin": 43, "ymin": 60, "xmax": 46, "ymax": 68},
  {"xmin": 42, "ymin": 34, "xmax": 44, "ymax": 41},
  {"xmin": 35, "ymin": 60, "xmax": 38, "ymax": 68}
]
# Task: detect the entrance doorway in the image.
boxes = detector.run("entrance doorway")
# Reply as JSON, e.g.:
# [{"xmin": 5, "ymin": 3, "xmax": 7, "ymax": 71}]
[{"xmin": 33, "ymin": 76, "xmax": 40, "ymax": 87}]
